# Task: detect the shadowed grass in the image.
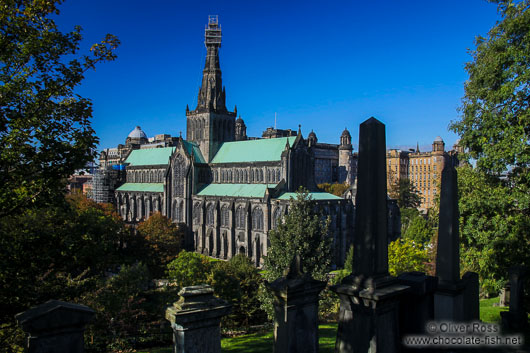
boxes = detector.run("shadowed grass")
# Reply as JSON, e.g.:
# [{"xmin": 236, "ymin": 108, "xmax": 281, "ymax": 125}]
[{"xmin": 480, "ymin": 297, "xmax": 508, "ymax": 323}]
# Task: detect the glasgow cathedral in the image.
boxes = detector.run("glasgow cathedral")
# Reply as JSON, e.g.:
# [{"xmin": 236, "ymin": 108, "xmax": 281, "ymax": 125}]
[{"xmin": 97, "ymin": 16, "xmax": 357, "ymax": 267}]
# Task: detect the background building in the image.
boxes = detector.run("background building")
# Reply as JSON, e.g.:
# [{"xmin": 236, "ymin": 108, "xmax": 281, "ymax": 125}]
[{"xmin": 386, "ymin": 137, "xmax": 461, "ymax": 211}]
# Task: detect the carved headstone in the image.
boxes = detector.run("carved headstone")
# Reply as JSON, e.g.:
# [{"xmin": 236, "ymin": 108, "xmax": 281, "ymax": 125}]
[
  {"xmin": 15, "ymin": 300, "xmax": 94, "ymax": 353},
  {"xmin": 165, "ymin": 284, "xmax": 231, "ymax": 353},
  {"xmin": 266, "ymin": 255, "xmax": 326, "ymax": 353},
  {"xmin": 501, "ymin": 266, "xmax": 528, "ymax": 330}
]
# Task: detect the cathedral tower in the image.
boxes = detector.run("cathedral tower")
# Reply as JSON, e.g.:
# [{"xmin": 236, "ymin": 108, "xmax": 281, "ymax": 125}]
[{"xmin": 186, "ymin": 16, "xmax": 237, "ymax": 162}]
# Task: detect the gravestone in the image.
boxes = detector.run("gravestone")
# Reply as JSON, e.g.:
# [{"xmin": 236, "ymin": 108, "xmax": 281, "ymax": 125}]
[
  {"xmin": 165, "ymin": 284, "xmax": 231, "ymax": 353},
  {"xmin": 15, "ymin": 300, "xmax": 94, "ymax": 353},
  {"xmin": 398, "ymin": 271, "xmax": 438, "ymax": 335},
  {"xmin": 266, "ymin": 255, "xmax": 326, "ymax": 353},
  {"xmin": 501, "ymin": 266, "xmax": 528, "ymax": 330},
  {"xmin": 500, "ymin": 283, "xmax": 511, "ymax": 307},
  {"xmin": 434, "ymin": 163, "xmax": 479, "ymax": 322},
  {"xmin": 331, "ymin": 118, "xmax": 409, "ymax": 353}
]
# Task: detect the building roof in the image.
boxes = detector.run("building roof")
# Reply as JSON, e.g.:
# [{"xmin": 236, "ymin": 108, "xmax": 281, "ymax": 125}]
[
  {"xmin": 196, "ymin": 183, "xmax": 276, "ymax": 198},
  {"xmin": 275, "ymin": 192, "xmax": 342, "ymax": 201},
  {"xmin": 210, "ymin": 136, "xmax": 297, "ymax": 164},
  {"xmin": 128, "ymin": 126, "xmax": 147, "ymax": 139},
  {"xmin": 116, "ymin": 183, "xmax": 164, "ymax": 192},
  {"xmin": 182, "ymin": 140, "xmax": 206, "ymax": 163},
  {"xmin": 125, "ymin": 147, "xmax": 175, "ymax": 166}
]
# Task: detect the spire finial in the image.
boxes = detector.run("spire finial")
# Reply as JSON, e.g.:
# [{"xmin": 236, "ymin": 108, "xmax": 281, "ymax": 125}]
[
  {"xmin": 179, "ymin": 131, "xmax": 182, "ymax": 138},
  {"xmin": 298, "ymin": 124, "xmax": 301, "ymax": 133}
]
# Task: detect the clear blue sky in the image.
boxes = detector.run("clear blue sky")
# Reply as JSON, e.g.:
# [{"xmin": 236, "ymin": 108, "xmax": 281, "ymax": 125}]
[{"xmin": 54, "ymin": 0, "xmax": 500, "ymax": 152}]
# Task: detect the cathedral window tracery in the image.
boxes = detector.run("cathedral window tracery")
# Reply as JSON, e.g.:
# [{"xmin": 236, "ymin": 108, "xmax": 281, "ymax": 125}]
[
  {"xmin": 221, "ymin": 205, "xmax": 229, "ymax": 227},
  {"xmin": 207, "ymin": 204, "xmax": 215, "ymax": 225},
  {"xmin": 252, "ymin": 207, "xmax": 264, "ymax": 230},
  {"xmin": 235, "ymin": 206, "xmax": 245, "ymax": 229},
  {"xmin": 193, "ymin": 203, "xmax": 201, "ymax": 224},
  {"xmin": 273, "ymin": 207, "xmax": 282, "ymax": 229}
]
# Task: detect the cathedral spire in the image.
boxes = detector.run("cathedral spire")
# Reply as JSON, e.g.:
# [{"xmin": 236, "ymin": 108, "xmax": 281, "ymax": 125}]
[{"xmin": 194, "ymin": 15, "xmax": 227, "ymax": 113}]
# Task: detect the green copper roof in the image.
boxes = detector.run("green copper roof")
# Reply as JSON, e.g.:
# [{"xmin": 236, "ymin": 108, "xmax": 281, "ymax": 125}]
[
  {"xmin": 275, "ymin": 192, "xmax": 342, "ymax": 201},
  {"xmin": 116, "ymin": 183, "xmax": 164, "ymax": 192},
  {"xmin": 196, "ymin": 183, "xmax": 277, "ymax": 198},
  {"xmin": 210, "ymin": 137, "xmax": 297, "ymax": 164},
  {"xmin": 125, "ymin": 147, "xmax": 175, "ymax": 166},
  {"xmin": 182, "ymin": 140, "xmax": 205, "ymax": 164}
]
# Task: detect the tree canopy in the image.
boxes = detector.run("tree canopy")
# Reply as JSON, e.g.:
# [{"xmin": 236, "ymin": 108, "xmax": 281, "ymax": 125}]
[
  {"xmin": 263, "ymin": 187, "xmax": 332, "ymax": 281},
  {"xmin": 388, "ymin": 178, "xmax": 421, "ymax": 209},
  {"xmin": 449, "ymin": 0, "xmax": 530, "ymax": 294},
  {"xmin": 0, "ymin": 0, "xmax": 119, "ymax": 217}
]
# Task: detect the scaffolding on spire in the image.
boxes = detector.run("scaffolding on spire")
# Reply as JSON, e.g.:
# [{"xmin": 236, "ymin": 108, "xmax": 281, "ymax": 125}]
[{"xmin": 205, "ymin": 15, "xmax": 222, "ymax": 47}]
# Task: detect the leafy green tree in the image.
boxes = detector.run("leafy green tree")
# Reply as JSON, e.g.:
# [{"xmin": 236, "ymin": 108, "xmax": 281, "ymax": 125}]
[
  {"xmin": 80, "ymin": 263, "xmax": 150, "ymax": 352},
  {"xmin": 0, "ymin": 194, "xmax": 130, "ymax": 352},
  {"xmin": 388, "ymin": 238, "xmax": 429, "ymax": 277},
  {"xmin": 208, "ymin": 255, "xmax": 266, "ymax": 329},
  {"xmin": 388, "ymin": 178, "xmax": 421, "ymax": 209},
  {"xmin": 449, "ymin": 0, "xmax": 530, "ymax": 294},
  {"xmin": 317, "ymin": 182, "xmax": 349, "ymax": 197},
  {"xmin": 0, "ymin": 0, "xmax": 119, "ymax": 217},
  {"xmin": 137, "ymin": 212, "xmax": 183, "ymax": 277},
  {"xmin": 401, "ymin": 208, "xmax": 435, "ymax": 244},
  {"xmin": 260, "ymin": 187, "xmax": 332, "ymax": 319},
  {"xmin": 264, "ymin": 187, "xmax": 332, "ymax": 281},
  {"xmin": 166, "ymin": 251, "xmax": 211, "ymax": 288},
  {"xmin": 457, "ymin": 165, "xmax": 530, "ymax": 294},
  {"xmin": 344, "ymin": 244, "xmax": 354, "ymax": 273}
]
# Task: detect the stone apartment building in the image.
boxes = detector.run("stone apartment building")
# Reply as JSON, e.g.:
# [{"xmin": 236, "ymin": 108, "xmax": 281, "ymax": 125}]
[{"xmin": 386, "ymin": 137, "xmax": 461, "ymax": 210}]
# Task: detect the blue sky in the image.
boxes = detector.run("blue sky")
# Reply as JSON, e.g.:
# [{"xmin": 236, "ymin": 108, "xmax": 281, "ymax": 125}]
[{"xmin": 55, "ymin": 0, "xmax": 500, "ymax": 152}]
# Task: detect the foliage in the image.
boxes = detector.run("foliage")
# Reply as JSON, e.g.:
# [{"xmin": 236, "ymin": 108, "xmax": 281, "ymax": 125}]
[
  {"xmin": 81, "ymin": 263, "xmax": 151, "ymax": 352},
  {"xmin": 388, "ymin": 178, "xmax": 421, "ymax": 209},
  {"xmin": 401, "ymin": 208, "xmax": 435, "ymax": 244},
  {"xmin": 449, "ymin": 0, "xmax": 530, "ymax": 294},
  {"xmin": 344, "ymin": 245, "xmax": 354, "ymax": 273},
  {"xmin": 317, "ymin": 182, "xmax": 349, "ymax": 197},
  {"xmin": 137, "ymin": 212, "xmax": 184, "ymax": 277},
  {"xmin": 0, "ymin": 0, "xmax": 119, "ymax": 217},
  {"xmin": 264, "ymin": 187, "xmax": 332, "ymax": 281},
  {"xmin": 260, "ymin": 187, "xmax": 332, "ymax": 319},
  {"xmin": 457, "ymin": 165, "xmax": 530, "ymax": 295},
  {"xmin": 387, "ymin": 238, "xmax": 429, "ymax": 277},
  {"xmin": 208, "ymin": 255, "xmax": 266, "ymax": 329},
  {"xmin": 166, "ymin": 250, "xmax": 211, "ymax": 288},
  {"xmin": 0, "ymin": 194, "xmax": 132, "ymax": 351}
]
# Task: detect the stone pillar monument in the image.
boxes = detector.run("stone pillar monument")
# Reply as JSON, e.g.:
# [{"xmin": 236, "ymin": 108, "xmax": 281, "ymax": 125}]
[
  {"xmin": 15, "ymin": 300, "xmax": 94, "ymax": 353},
  {"xmin": 266, "ymin": 255, "xmax": 327, "ymax": 353},
  {"xmin": 165, "ymin": 284, "xmax": 231, "ymax": 353},
  {"xmin": 331, "ymin": 117, "xmax": 409, "ymax": 353},
  {"xmin": 434, "ymin": 163, "xmax": 479, "ymax": 322}
]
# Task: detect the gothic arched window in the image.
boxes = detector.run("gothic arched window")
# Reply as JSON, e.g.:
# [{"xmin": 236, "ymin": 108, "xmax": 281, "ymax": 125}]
[
  {"xmin": 193, "ymin": 203, "xmax": 201, "ymax": 224},
  {"xmin": 277, "ymin": 169, "xmax": 281, "ymax": 182},
  {"xmin": 221, "ymin": 205, "xmax": 229, "ymax": 227},
  {"xmin": 235, "ymin": 206, "xmax": 245, "ymax": 229},
  {"xmin": 273, "ymin": 207, "xmax": 282, "ymax": 229},
  {"xmin": 228, "ymin": 170, "xmax": 232, "ymax": 182},
  {"xmin": 252, "ymin": 207, "xmax": 263, "ymax": 230},
  {"xmin": 207, "ymin": 204, "xmax": 215, "ymax": 226},
  {"xmin": 173, "ymin": 155, "xmax": 185, "ymax": 197},
  {"xmin": 259, "ymin": 169, "xmax": 264, "ymax": 182}
]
